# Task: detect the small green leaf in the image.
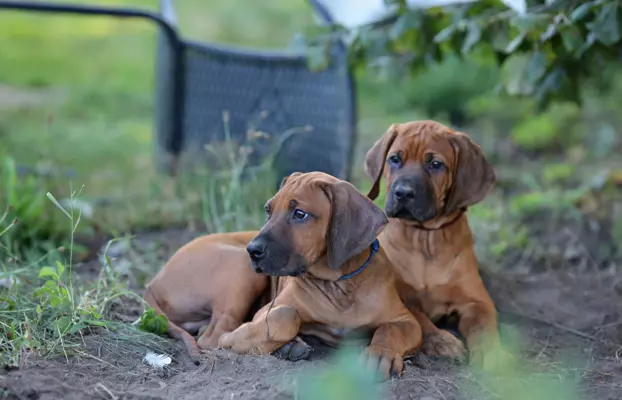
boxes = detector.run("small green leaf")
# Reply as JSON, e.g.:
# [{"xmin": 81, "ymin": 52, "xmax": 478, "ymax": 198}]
[
  {"xmin": 560, "ymin": 26, "xmax": 585, "ymax": 55},
  {"xmin": 139, "ymin": 308, "xmax": 169, "ymax": 335},
  {"xmin": 525, "ymin": 50, "xmax": 548, "ymax": 85},
  {"xmin": 587, "ymin": 2, "xmax": 621, "ymax": 45},
  {"xmin": 46, "ymin": 192, "xmax": 71, "ymax": 219},
  {"xmin": 433, "ymin": 25, "xmax": 456, "ymax": 43},
  {"xmin": 38, "ymin": 266, "xmax": 58, "ymax": 281},
  {"xmin": 501, "ymin": 53, "xmax": 534, "ymax": 95},
  {"xmin": 389, "ymin": 11, "xmax": 421, "ymax": 40},
  {"xmin": 461, "ymin": 22, "xmax": 482, "ymax": 54},
  {"xmin": 55, "ymin": 261, "xmax": 65, "ymax": 278},
  {"xmin": 510, "ymin": 14, "xmax": 549, "ymax": 33},
  {"xmin": 570, "ymin": 2, "xmax": 595, "ymax": 21},
  {"xmin": 539, "ymin": 22, "xmax": 557, "ymax": 42},
  {"xmin": 54, "ymin": 316, "xmax": 73, "ymax": 335},
  {"xmin": 84, "ymin": 319, "xmax": 110, "ymax": 327},
  {"xmin": 534, "ymin": 67, "xmax": 565, "ymax": 103},
  {"xmin": 505, "ymin": 33, "xmax": 525, "ymax": 53},
  {"xmin": 68, "ymin": 323, "xmax": 86, "ymax": 335}
]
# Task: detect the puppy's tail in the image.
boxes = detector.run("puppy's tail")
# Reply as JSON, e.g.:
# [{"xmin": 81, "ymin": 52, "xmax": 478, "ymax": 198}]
[{"xmin": 143, "ymin": 286, "xmax": 201, "ymax": 365}]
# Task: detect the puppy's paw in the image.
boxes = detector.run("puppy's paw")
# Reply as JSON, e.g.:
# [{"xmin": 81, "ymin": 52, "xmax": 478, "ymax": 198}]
[
  {"xmin": 183, "ymin": 345, "xmax": 202, "ymax": 367},
  {"xmin": 421, "ymin": 330, "xmax": 468, "ymax": 363},
  {"xmin": 273, "ymin": 336, "xmax": 313, "ymax": 361},
  {"xmin": 217, "ymin": 332, "xmax": 236, "ymax": 351},
  {"xmin": 361, "ymin": 345, "xmax": 404, "ymax": 381}
]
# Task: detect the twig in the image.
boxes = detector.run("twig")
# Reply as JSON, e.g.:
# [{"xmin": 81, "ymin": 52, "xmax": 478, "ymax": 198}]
[
  {"xmin": 265, "ymin": 277, "xmax": 280, "ymax": 340},
  {"xmin": 94, "ymin": 383, "xmax": 119, "ymax": 400},
  {"xmin": 435, "ymin": 375, "xmax": 459, "ymax": 389},
  {"xmin": 432, "ymin": 380, "xmax": 448, "ymax": 400},
  {"xmin": 499, "ymin": 308, "xmax": 599, "ymax": 341},
  {"xmin": 536, "ymin": 334, "xmax": 550, "ymax": 359}
]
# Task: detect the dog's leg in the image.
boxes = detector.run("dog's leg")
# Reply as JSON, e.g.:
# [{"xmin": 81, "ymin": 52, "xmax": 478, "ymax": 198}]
[
  {"xmin": 218, "ymin": 305, "xmax": 300, "ymax": 355},
  {"xmin": 361, "ymin": 316, "xmax": 422, "ymax": 380},
  {"xmin": 457, "ymin": 299, "xmax": 513, "ymax": 370},
  {"xmin": 144, "ymin": 287, "xmax": 201, "ymax": 365},
  {"xmin": 197, "ymin": 311, "xmax": 245, "ymax": 350},
  {"xmin": 408, "ymin": 307, "xmax": 467, "ymax": 362},
  {"xmin": 197, "ymin": 275, "xmax": 270, "ymax": 349}
]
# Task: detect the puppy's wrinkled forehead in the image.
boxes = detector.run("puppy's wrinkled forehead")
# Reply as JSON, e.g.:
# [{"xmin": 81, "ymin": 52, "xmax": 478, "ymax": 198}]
[
  {"xmin": 391, "ymin": 121, "xmax": 456, "ymax": 161},
  {"xmin": 268, "ymin": 172, "xmax": 338, "ymax": 211}
]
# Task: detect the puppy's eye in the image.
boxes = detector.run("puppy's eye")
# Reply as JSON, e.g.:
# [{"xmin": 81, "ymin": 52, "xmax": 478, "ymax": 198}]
[
  {"xmin": 387, "ymin": 155, "xmax": 402, "ymax": 167},
  {"xmin": 292, "ymin": 209, "xmax": 309, "ymax": 221},
  {"xmin": 428, "ymin": 160, "xmax": 444, "ymax": 171}
]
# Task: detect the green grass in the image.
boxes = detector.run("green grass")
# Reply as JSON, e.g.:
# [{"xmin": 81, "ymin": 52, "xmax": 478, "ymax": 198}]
[{"xmin": 0, "ymin": 188, "xmax": 167, "ymax": 367}]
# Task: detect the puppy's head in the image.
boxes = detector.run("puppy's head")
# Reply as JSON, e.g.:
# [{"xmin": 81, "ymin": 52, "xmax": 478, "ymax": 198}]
[
  {"xmin": 365, "ymin": 120, "xmax": 495, "ymax": 223},
  {"xmin": 246, "ymin": 172, "xmax": 388, "ymax": 276}
]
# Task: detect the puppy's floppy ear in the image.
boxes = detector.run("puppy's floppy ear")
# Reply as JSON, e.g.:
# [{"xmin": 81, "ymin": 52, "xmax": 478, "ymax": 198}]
[
  {"xmin": 323, "ymin": 181, "xmax": 388, "ymax": 270},
  {"xmin": 279, "ymin": 172, "xmax": 303, "ymax": 190},
  {"xmin": 444, "ymin": 133, "xmax": 496, "ymax": 215},
  {"xmin": 364, "ymin": 125, "xmax": 398, "ymax": 201}
]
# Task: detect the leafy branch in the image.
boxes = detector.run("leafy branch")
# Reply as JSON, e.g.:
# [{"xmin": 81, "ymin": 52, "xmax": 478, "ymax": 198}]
[{"xmin": 306, "ymin": 0, "xmax": 622, "ymax": 108}]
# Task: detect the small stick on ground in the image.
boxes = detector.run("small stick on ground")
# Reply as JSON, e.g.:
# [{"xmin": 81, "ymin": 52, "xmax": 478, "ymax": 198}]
[{"xmin": 500, "ymin": 308, "xmax": 599, "ymax": 341}]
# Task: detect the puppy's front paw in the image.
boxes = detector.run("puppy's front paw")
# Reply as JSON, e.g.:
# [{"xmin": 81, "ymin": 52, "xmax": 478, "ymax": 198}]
[
  {"xmin": 421, "ymin": 330, "xmax": 468, "ymax": 363},
  {"xmin": 217, "ymin": 332, "xmax": 234, "ymax": 350},
  {"xmin": 361, "ymin": 345, "xmax": 404, "ymax": 381},
  {"xmin": 273, "ymin": 336, "xmax": 313, "ymax": 361},
  {"xmin": 186, "ymin": 344, "xmax": 202, "ymax": 366}
]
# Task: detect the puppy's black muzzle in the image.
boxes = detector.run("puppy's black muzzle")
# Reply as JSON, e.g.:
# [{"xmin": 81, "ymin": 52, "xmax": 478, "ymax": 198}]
[
  {"xmin": 386, "ymin": 177, "xmax": 437, "ymax": 222},
  {"xmin": 246, "ymin": 232, "xmax": 307, "ymax": 276}
]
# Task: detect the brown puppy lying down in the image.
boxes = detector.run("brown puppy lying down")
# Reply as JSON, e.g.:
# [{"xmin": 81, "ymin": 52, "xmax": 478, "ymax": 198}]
[
  {"xmin": 217, "ymin": 172, "xmax": 423, "ymax": 380},
  {"xmin": 144, "ymin": 231, "xmax": 271, "ymax": 362},
  {"xmin": 365, "ymin": 120, "xmax": 513, "ymax": 370}
]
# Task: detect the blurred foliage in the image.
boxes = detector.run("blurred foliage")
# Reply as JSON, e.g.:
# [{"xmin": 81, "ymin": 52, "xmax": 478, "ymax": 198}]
[
  {"xmin": 292, "ymin": 345, "xmax": 383, "ymax": 400},
  {"xmin": 510, "ymin": 101, "xmax": 583, "ymax": 152},
  {"xmin": 308, "ymin": 0, "xmax": 622, "ymax": 108},
  {"xmin": 462, "ymin": 327, "xmax": 582, "ymax": 400},
  {"xmin": 360, "ymin": 55, "xmax": 499, "ymax": 125}
]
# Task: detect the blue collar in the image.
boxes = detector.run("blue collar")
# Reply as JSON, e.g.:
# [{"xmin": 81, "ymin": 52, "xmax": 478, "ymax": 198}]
[{"xmin": 337, "ymin": 239, "xmax": 380, "ymax": 281}]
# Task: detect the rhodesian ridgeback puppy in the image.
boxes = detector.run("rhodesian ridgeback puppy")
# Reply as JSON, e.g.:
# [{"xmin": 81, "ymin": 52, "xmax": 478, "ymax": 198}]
[
  {"xmin": 144, "ymin": 232, "xmax": 271, "ymax": 362},
  {"xmin": 365, "ymin": 120, "xmax": 512, "ymax": 370},
  {"xmin": 217, "ymin": 172, "xmax": 423, "ymax": 380}
]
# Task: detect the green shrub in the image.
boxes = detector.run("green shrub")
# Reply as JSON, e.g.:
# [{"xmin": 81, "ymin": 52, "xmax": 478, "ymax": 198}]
[
  {"xmin": 466, "ymin": 94, "xmax": 535, "ymax": 132},
  {"xmin": 510, "ymin": 102, "xmax": 584, "ymax": 152},
  {"xmin": 361, "ymin": 56, "xmax": 499, "ymax": 126},
  {"xmin": 542, "ymin": 163, "xmax": 576, "ymax": 185}
]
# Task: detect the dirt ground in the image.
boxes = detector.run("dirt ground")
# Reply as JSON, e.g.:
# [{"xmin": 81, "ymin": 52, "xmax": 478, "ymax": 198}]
[{"xmin": 2, "ymin": 228, "xmax": 622, "ymax": 400}]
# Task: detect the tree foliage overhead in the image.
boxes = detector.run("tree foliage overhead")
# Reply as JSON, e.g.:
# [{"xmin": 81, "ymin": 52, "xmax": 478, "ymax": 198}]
[{"xmin": 308, "ymin": 0, "xmax": 622, "ymax": 108}]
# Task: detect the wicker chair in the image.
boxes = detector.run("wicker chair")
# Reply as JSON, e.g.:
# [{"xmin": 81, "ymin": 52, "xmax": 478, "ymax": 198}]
[{"xmin": 154, "ymin": 0, "xmax": 357, "ymax": 185}]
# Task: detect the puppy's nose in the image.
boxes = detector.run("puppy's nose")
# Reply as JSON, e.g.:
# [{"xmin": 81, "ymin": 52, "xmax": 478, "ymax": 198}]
[
  {"xmin": 247, "ymin": 239, "xmax": 267, "ymax": 262},
  {"xmin": 393, "ymin": 184, "xmax": 414, "ymax": 200}
]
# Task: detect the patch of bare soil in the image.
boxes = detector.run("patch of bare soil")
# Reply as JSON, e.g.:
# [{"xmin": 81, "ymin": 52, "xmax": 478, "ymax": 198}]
[{"xmin": 2, "ymin": 228, "xmax": 622, "ymax": 400}]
